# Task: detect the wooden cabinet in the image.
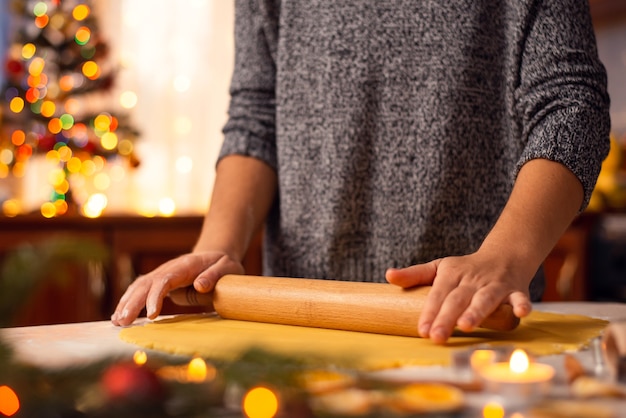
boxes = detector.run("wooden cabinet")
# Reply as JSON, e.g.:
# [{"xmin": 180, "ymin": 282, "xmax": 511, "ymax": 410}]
[{"xmin": 0, "ymin": 215, "xmax": 205, "ymax": 326}]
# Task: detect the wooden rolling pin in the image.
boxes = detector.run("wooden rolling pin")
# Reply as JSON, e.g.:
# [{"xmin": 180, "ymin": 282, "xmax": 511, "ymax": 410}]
[{"xmin": 168, "ymin": 274, "xmax": 520, "ymax": 337}]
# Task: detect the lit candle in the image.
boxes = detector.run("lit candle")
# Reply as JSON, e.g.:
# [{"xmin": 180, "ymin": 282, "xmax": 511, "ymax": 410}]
[{"xmin": 478, "ymin": 349, "xmax": 554, "ymax": 405}]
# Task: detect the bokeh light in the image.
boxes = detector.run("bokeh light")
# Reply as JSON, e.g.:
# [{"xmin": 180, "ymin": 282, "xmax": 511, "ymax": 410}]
[
  {"xmin": 82, "ymin": 61, "xmax": 99, "ymax": 79},
  {"xmin": 2, "ymin": 199, "xmax": 21, "ymax": 217},
  {"xmin": 35, "ymin": 15, "xmax": 49, "ymax": 29},
  {"xmin": 33, "ymin": 2, "xmax": 47, "ymax": 17},
  {"xmin": 41, "ymin": 201, "xmax": 57, "ymax": 218},
  {"xmin": 75, "ymin": 26, "xmax": 91, "ymax": 45},
  {"xmin": 101, "ymin": 132, "xmax": 118, "ymax": 150},
  {"xmin": 40, "ymin": 100, "xmax": 56, "ymax": 117},
  {"xmin": 158, "ymin": 197, "xmax": 176, "ymax": 217},
  {"xmin": 21, "ymin": 43, "xmax": 36, "ymax": 59},
  {"xmin": 72, "ymin": 4, "xmax": 90, "ymax": 21},
  {"xmin": 9, "ymin": 97, "xmax": 25, "ymax": 113},
  {"xmin": 0, "ymin": 149, "xmax": 13, "ymax": 165},
  {"xmin": 82, "ymin": 193, "xmax": 107, "ymax": 218},
  {"xmin": 133, "ymin": 350, "xmax": 148, "ymax": 366},
  {"xmin": 48, "ymin": 118, "xmax": 63, "ymax": 134},
  {"xmin": 119, "ymin": 91, "xmax": 138, "ymax": 109},
  {"xmin": 94, "ymin": 114, "xmax": 112, "ymax": 131},
  {"xmin": 11, "ymin": 130, "xmax": 26, "ymax": 146},
  {"xmin": 482, "ymin": 401, "xmax": 505, "ymax": 418},
  {"xmin": 242, "ymin": 386, "xmax": 279, "ymax": 418},
  {"xmin": 0, "ymin": 385, "xmax": 20, "ymax": 416},
  {"xmin": 28, "ymin": 57, "xmax": 45, "ymax": 76}
]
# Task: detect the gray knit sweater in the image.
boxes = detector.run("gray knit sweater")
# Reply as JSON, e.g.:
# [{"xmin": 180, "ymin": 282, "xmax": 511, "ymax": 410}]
[{"xmin": 219, "ymin": 0, "xmax": 611, "ymax": 291}]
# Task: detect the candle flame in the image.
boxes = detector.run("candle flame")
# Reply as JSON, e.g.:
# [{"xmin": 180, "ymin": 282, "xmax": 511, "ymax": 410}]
[
  {"xmin": 187, "ymin": 357, "xmax": 208, "ymax": 382},
  {"xmin": 509, "ymin": 349, "xmax": 529, "ymax": 373}
]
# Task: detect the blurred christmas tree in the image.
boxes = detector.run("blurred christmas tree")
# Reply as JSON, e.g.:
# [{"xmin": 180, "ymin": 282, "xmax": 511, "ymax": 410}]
[{"xmin": 0, "ymin": 0, "xmax": 139, "ymax": 218}]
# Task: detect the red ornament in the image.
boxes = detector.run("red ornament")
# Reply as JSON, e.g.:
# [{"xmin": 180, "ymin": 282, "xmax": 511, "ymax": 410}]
[{"xmin": 101, "ymin": 362, "xmax": 165, "ymax": 404}]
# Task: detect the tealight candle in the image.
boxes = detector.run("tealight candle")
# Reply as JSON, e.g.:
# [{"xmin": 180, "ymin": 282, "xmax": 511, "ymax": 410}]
[{"xmin": 478, "ymin": 349, "xmax": 554, "ymax": 405}]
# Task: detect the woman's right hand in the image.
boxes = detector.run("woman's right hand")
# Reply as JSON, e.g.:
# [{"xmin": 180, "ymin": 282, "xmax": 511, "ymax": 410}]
[{"xmin": 110, "ymin": 251, "xmax": 244, "ymax": 326}]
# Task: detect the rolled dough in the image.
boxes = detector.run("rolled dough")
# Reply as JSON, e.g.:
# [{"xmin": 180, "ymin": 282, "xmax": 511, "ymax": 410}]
[{"xmin": 119, "ymin": 310, "xmax": 608, "ymax": 369}]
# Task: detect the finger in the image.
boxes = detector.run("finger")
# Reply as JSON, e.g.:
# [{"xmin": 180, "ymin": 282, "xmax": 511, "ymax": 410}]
[
  {"xmin": 145, "ymin": 271, "xmax": 183, "ymax": 319},
  {"xmin": 385, "ymin": 259, "xmax": 440, "ymax": 288},
  {"xmin": 509, "ymin": 291, "xmax": 532, "ymax": 318},
  {"xmin": 194, "ymin": 255, "xmax": 244, "ymax": 292},
  {"xmin": 456, "ymin": 286, "xmax": 508, "ymax": 332},
  {"xmin": 417, "ymin": 275, "xmax": 459, "ymax": 339},
  {"xmin": 427, "ymin": 286, "xmax": 475, "ymax": 344},
  {"xmin": 111, "ymin": 279, "xmax": 150, "ymax": 326}
]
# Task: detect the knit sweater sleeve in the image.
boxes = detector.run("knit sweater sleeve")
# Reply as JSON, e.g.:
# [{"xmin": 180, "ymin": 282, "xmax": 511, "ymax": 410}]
[
  {"xmin": 514, "ymin": 0, "xmax": 611, "ymax": 210},
  {"xmin": 218, "ymin": 0, "xmax": 278, "ymax": 170}
]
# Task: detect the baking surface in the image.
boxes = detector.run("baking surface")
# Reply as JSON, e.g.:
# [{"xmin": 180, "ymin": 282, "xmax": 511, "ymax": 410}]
[
  {"xmin": 118, "ymin": 309, "xmax": 608, "ymax": 370},
  {"xmin": 1, "ymin": 302, "xmax": 623, "ymax": 369},
  {"xmin": 2, "ymin": 302, "xmax": 626, "ymax": 415}
]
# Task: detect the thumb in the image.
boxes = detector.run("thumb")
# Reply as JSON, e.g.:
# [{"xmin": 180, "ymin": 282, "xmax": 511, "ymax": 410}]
[{"xmin": 385, "ymin": 259, "xmax": 440, "ymax": 288}]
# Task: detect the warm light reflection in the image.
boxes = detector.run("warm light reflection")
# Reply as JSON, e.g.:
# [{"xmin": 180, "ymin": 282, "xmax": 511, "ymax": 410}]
[
  {"xmin": 158, "ymin": 197, "xmax": 176, "ymax": 217},
  {"xmin": 41, "ymin": 201, "xmax": 57, "ymax": 218},
  {"xmin": 243, "ymin": 386, "xmax": 279, "ymax": 418},
  {"xmin": 470, "ymin": 349, "xmax": 496, "ymax": 372},
  {"xmin": 509, "ymin": 349, "xmax": 529, "ymax": 374},
  {"xmin": 187, "ymin": 357, "xmax": 208, "ymax": 382},
  {"xmin": 482, "ymin": 401, "xmax": 504, "ymax": 418},
  {"xmin": 82, "ymin": 193, "xmax": 108, "ymax": 218},
  {"xmin": 133, "ymin": 350, "xmax": 148, "ymax": 366},
  {"xmin": 0, "ymin": 385, "xmax": 20, "ymax": 416},
  {"xmin": 2, "ymin": 199, "xmax": 21, "ymax": 217}
]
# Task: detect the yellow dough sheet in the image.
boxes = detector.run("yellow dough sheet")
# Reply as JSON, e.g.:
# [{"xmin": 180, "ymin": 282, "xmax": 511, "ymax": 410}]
[{"xmin": 119, "ymin": 310, "xmax": 608, "ymax": 370}]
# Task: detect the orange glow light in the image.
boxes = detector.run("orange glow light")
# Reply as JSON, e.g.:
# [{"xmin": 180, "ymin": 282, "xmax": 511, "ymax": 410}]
[
  {"xmin": 9, "ymin": 97, "xmax": 25, "ymax": 113},
  {"xmin": 82, "ymin": 61, "xmax": 99, "ymax": 79},
  {"xmin": 59, "ymin": 75, "xmax": 74, "ymax": 91},
  {"xmin": 25, "ymin": 87, "xmax": 40, "ymax": 103},
  {"xmin": 28, "ymin": 57, "xmax": 45, "ymax": 76},
  {"xmin": 11, "ymin": 130, "xmax": 26, "ymax": 146},
  {"xmin": 48, "ymin": 118, "xmax": 63, "ymax": 134},
  {"xmin": 72, "ymin": 4, "xmax": 90, "ymax": 21},
  {"xmin": 186, "ymin": 358, "xmax": 208, "ymax": 382},
  {"xmin": 0, "ymin": 385, "xmax": 20, "ymax": 416},
  {"xmin": 243, "ymin": 386, "xmax": 279, "ymax": 418},
  {"xmin": 75, "ymin": 26, "xmax": 91, "ymax": 45},
  {"xmin": 35, "ymin": 14, "xmax": 49, "ymax": 28}
]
